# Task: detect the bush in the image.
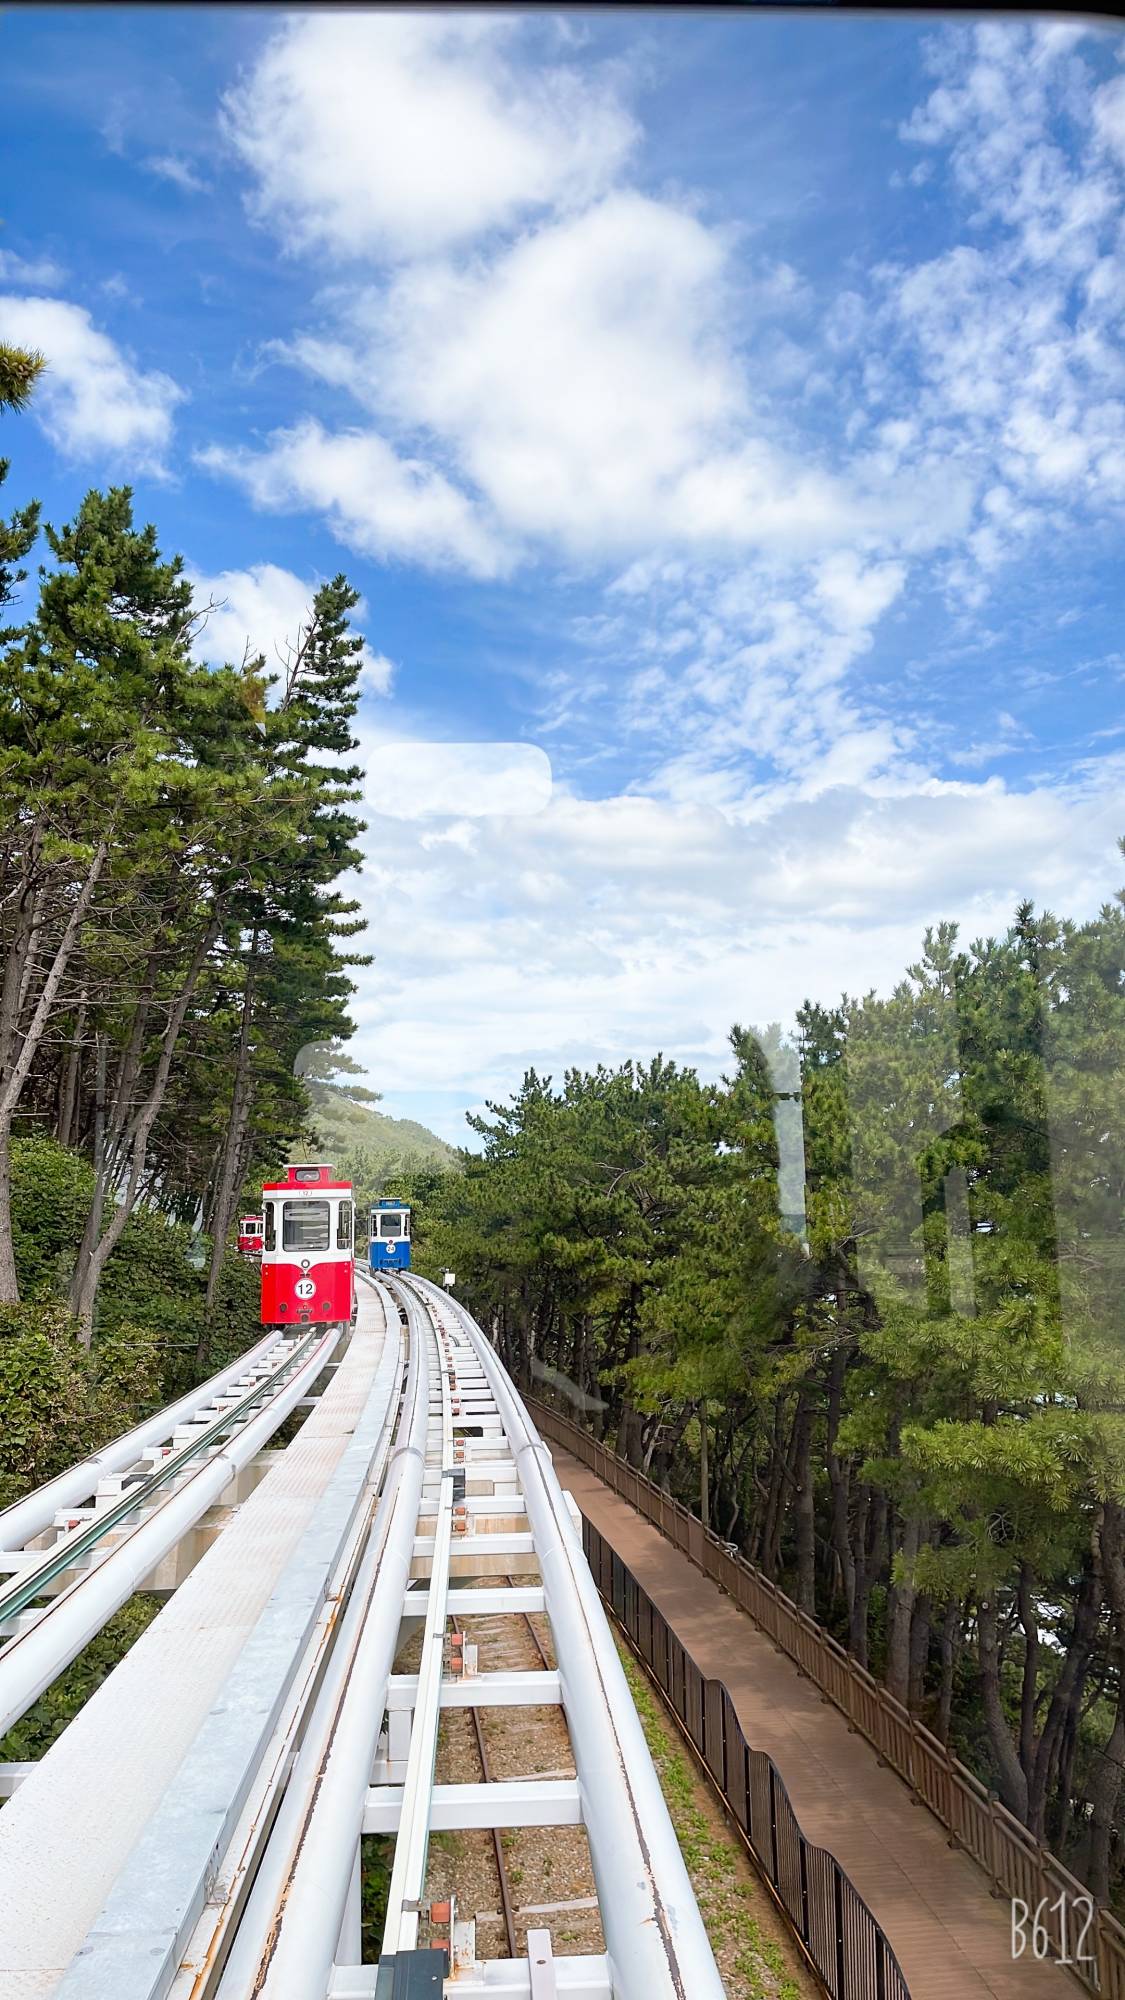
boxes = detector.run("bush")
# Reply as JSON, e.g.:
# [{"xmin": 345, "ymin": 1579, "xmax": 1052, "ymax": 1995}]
[
  {"xmin": 0, "ymin": 1300, "xmax": 140, "ymax": 1504},
  {"xmin": 9, "ymin": 1137, "xmax": 96, "ymax": 1299},
  {"xmin": 3, "ymin": 1139, "xmax": 266, "ymax": 1495}
]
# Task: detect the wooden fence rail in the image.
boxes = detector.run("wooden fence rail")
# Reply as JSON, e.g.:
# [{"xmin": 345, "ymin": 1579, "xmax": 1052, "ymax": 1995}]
[{"xmin": 528, "ymin": 1392, "xmax": 1123, "ymax": 1998}]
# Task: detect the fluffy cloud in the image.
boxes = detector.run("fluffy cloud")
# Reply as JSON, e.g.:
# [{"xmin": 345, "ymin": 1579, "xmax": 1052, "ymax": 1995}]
[
  {"xmin": 246, "ymin": 190, "xmax": 972, "ymax": 571},
  {"xmin": 586, "ymin": 551, "xmax": 917, "ymax": 819},
  {"xmin": 355, "ymin": 731, "xmax": 551, "ymax": 820},
  {"xmin": 0, "ymin": 294, "xmax": 183, "ymax": 472},
  {"xmin": 890, "ymin": 24, "xmax": 1125, "ymax": 586},
  {"xmin": 197, "ymin": 421, "xmax": 506, "ymax": 577},
  {"xmin": 346, "ymin": 760, "xmax": 1125, "ymax": 1119},
  {"xmin": 213, "ymin": 16, "xmax": 982, "ymax": 575},
  {"xmin": 0, "ymin": 249, "xmax": 64, "ymax": 288},
  {"xmin": 222, "ymin": 13, "xmax": 637, "ymax": 260},
  {"xmin": 187, "ymin": 560, "xmax": 394, "ymax": 695},
  {"xmin": 213, "ymin": 18, "xmax": 1122, "ymax": 602},
  {"xmin": 198, "ymin": 16, "xmax": 1125, "ymax": 1130},
  {"xmin": 1094, "ymin": 74, "xmax": 1125, "ymax": 167}
]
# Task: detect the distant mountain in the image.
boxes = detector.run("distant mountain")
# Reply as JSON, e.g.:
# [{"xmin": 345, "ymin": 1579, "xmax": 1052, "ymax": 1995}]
[{"xmin": 305, "ymin": 1082, "xmax": 458, "ymax": 1181}]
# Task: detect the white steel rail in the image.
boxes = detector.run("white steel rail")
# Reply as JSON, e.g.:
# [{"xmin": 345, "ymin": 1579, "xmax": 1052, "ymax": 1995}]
[
  {"xmin": 0, "ymin": 1320, "xmax": 345, "ymax": 1740},
  {"xmin": 409, "ymin": 1272, "xmax": 728, "ymax": 2000},
  {"xmin": 0, "ymin": 1272, "xmax": 727, "ymax": 2000},
  {"xmin": 52, "ymin": 1288, "xmax": 408, "ymax": 2000},
  {"xmin": 378, "ymin": 1292, "xmax": 456, "ymax": 1957},
  {"xmin": 0, "ymin": 1324, "xmax": 289, "ymax": 1554},
  {"xmin": 0, "ymin": 1330, "xmax": 317, "ymax": 1631},
  {"xmin": 218, "ymin": 1275, "xmax": 432, "ymax": 2000}
]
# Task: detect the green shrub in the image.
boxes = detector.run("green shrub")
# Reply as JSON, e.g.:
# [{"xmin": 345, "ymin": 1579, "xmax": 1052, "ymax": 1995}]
[
  {"xmin": 9, "ymin": 1137, "xmax": 96, "ymax": 1298},
  {"xmin": 0, "ymin": 1304, "xmax": 108, "ymax": 1504}
]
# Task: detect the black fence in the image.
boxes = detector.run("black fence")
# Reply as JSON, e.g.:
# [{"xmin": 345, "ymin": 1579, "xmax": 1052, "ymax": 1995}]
[{"xmin": 584, "ymin": 1518, "xmax": 911, "ymax": 2000}]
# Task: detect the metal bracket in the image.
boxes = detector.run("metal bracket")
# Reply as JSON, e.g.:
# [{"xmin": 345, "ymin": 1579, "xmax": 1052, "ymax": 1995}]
[{"xmin": 527, "ymin": 1926, "xmax": 558, "ymax": 1998}]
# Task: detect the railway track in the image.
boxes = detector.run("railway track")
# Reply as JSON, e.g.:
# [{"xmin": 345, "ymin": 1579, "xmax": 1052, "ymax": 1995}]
[
  {"xmin": 0, "ymin": 1271, "xmax": 728, "ymax": 1999},
  {"xmin": 0, "ymin": 1320, "xmax": 344, "ymax": 1742}
]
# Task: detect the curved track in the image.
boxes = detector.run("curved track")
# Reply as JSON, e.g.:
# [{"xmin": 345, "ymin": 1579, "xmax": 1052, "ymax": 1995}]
[
  {"xmin": 0, "ymin": 1322, "xmax": 345, "ymax": 1741},
  {"xmin": 0, "ymin": 1273, "xmax": 727, "ymax": 2000}
]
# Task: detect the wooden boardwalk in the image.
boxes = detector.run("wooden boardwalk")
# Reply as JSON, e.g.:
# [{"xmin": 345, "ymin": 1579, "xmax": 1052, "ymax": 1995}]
[{"xmin": 554, "ymin": 1448, "xmax": 1083, "ymax": 2000}]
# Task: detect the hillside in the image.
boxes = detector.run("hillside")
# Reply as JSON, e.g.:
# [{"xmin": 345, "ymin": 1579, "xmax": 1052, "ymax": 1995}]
[{"xmin": 305, "ymin": 1082, "xmax": 459, "ymax": 1184}]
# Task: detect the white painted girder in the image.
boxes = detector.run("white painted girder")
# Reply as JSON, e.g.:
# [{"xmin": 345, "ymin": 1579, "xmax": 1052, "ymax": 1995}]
[
  {"xmin": 385, "ymin": 1669, "xmax": 561, "ymax": 1710},
  {"xmin": 363, "ymin": 1776, "xmax": 582, "ymax": 1834},
  {"xmin": 412, "ymin": 1530, "xmax": 535, "ymax": 1557},
  {"xmin": 408, "ymin": 1584, "xmax": 546, "ymax": 1617}
]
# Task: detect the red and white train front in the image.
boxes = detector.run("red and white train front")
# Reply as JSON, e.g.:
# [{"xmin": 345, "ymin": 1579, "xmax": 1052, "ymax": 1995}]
[
  {"xmin": 237, "ymin": 1214, "xmax": 264, "ymax": 1256},
  {"xmin": 260, "ymin": 1164, "xmax": 356, "ymax": 1328}
]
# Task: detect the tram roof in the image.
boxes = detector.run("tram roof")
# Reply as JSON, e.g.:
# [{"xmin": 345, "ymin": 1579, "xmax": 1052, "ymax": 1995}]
[{"xmin": 262, "ymin": 1163, "xmax": 352, "ymax": 1193}]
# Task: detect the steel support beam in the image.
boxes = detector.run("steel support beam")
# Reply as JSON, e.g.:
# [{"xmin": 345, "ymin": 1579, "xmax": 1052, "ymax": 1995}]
[
  {"xmin": 385, "ymin": 1669, "xmax": 561, "ymax": 1710},
  {"xmin": 363, "ymin": 1777, "xmax": 582, "ymax": 1834}
]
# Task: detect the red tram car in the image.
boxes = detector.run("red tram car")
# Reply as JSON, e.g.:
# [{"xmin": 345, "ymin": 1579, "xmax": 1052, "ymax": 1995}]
[
  {"xmin": 260, "ymin": 1164, "xmax": 356, "ymax": 1328},
  {"xmin": 237, "ymin": 1214, "xmax": 265, "ymax": 1256}
]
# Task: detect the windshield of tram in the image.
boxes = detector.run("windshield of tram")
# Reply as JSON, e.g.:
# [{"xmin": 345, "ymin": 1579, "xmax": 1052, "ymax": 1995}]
[{"xmin": 282, "ymin": 1201, "xmax": 330, "ymax": 1253}]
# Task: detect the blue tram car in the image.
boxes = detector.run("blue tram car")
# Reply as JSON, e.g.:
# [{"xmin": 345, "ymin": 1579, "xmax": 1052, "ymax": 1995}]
[{"xmin": 368, "ymin": 1199, "xmax": 411, "ymax": 1272}]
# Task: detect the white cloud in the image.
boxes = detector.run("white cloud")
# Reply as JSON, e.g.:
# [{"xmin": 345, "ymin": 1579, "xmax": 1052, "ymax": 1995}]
[
  {"xmin": 341, "ymin": 760, "xmax": 1125, "ymax": 1107},
  {"xmin": 207, "ymin": 18, "xmax": 1024, "ymax": 584},
  {"xmin": 195, "ymin": 15, "xmax": 1125, "ymax": 1128},
  {"xmin": 889, "ymin": 24, "xmax": 1125, "ymax": 583},
  {"xmin": 353, "ymin": 730, "xmax": 551, "ymax": 820},
  {"xmin": 210, "ymin": 19, "xmax": 1120, "ymax": 607},
  {"xmin": 814, "ymin": 552, "xmax": 906, "ymax": 632},
  {"xmin": 213, "ymin": 17, "xmax": 980, "ymax": 576},
  {"xmin": 0, "ymin": 249, "xmax": 65, "ymax": 288},
  {"xmin": 223, "ymin": 13, "xmax": 637, "ymax": 260},
  {"xmin": 144, "ymin": 153, "xmax": 210, "ymax": 194},
  {"xmin": 261, "ymin": 192, "xmax": 971, "ymax": 570},
  {"xmin": 99, "ymin": 273, "xmax": 141, "ymax": 306},
  {"xmin": 1094, "ymin": 74, "xmax": 1125, "ymax": 168},
  {"xmin": 188, "ymin": 560, "xmax": 394, "ymax": 695},
  {"xmin": 0, "ymin": 295, "xmax": 183, "ymax": 473},
  {"xmin": 359, "ymin": 651, "xmax": 396, "ymax": 698},
  {"xmin": 197, "ymin": 421, "xmax": 506, "ymax": 578},
  {"xmin": 588, "ymin": 554, "xmax": 917, "ymax": 818}
]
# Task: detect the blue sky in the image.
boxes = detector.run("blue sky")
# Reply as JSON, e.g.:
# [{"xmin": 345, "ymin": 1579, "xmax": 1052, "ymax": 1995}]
[{"xmin": 2, "ymin": 11, "xmax": 1124, "ymax": 1144}]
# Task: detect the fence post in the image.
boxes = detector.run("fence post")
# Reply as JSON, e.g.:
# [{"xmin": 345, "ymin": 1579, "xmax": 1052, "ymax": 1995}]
[
  {"xmin": 768, "ymin": 1763, "xmax": 780, "ymax": 1889},
  {"xmin": 834, "ymin": 1864, "xmax": 846, "ymax": 1998},
  {"xmin": 799, "ymin": 1831, "xmax": 810, "ymax": 1947}
]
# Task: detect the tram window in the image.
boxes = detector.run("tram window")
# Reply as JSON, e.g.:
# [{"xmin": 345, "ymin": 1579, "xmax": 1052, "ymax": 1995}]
[
  {"xmin": 336, "ymin": 1201, "xmax": 353, "ymax": 1251},
  {"xmin": 282, "ymin": 1200, "xmax": 330, "ymax": 1252},
  {"xmin": 264, "ymin": 1204, "xmax": 276, "ymax": 1252},
  {"xmin": 380, "ymin": 1212, "xmax": 401, "ymax": 1237}
]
